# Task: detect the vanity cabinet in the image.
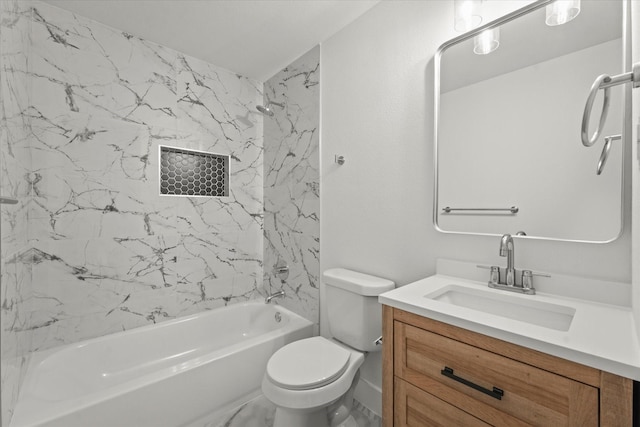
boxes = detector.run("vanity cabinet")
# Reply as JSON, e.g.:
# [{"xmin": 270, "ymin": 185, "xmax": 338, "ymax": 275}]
[{"xmin": 382, "ymin": 306, "xmax": 633, "ymax": 426}]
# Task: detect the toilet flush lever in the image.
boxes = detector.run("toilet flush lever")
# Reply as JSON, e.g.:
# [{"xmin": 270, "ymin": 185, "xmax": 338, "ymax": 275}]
[{"xmin": 374, "ymin": 336, "xmax": 383, "ymax": 346}]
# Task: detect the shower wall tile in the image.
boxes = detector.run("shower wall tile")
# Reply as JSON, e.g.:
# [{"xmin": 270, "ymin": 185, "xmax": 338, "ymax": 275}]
[
  {"xmin": 25, "ymin": 282, "xmax": 184, "ymax": 351},
  {"xmin": 263, "ymin": 46, "xmax": 320, "ymax": 326},
  {"xmin": 21, "ymin": 232, "xmax": 261, "ymax": 351},
  {"xmin": 177, "ymin": 54, "xmax": 261, "ymax": 137},
  {"xmin": 18, "ymin": 1, "xmax": 264, "ymax": 350},
  {"xmin": 29, "ymin": 3, "xmax": 178, "ymax": 127},
  {"xmin": 27, "ymin": 113, "xmax": 177, "ymax": 241},
  {"xmin": 1, "ymin": 125, "xmax": 31, "ymax": 245},
  {"xmin": 1, "ymin": 0, "xmax": 33, "ymax": 424},
  {"xmin": 174, "ymin": 273, "xmax": 261, "ymax": 316},
  {"xmin": 175, "ymin": 54, "xmax": 264, "ymax": 221},
  {"xmin": 169, "ymin": 228, "xmax": 262, "ymax": 281},
  {"xmin": 1, "ymin": 244, "xmax": 32, "ymax": 426}
]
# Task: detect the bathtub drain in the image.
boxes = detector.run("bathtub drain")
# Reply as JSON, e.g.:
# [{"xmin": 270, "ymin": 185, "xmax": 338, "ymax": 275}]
[{"xmin": 275, "ymin": 312, "xmax": 282, "ymax": 323}]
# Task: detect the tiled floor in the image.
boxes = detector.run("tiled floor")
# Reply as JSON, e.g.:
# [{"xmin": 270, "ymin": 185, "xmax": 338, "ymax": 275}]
[
  {"xmin": 196, "ymin": 393, "xmax": 381, "ymax": 427},
  {"xmin": 351, "ymin": 400, "xmax": 382, "ymax": 427}
]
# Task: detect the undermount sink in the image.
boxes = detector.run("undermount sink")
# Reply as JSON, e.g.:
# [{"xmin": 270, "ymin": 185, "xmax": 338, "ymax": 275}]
[{"xmin": 425, "ymin": 285, "xmax": 575, "ymax": 331}]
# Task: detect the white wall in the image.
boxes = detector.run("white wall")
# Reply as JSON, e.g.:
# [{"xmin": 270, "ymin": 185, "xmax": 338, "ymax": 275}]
[{"xmin": 320, "ymin": 0, "xmax": 632, "ymax": 415}]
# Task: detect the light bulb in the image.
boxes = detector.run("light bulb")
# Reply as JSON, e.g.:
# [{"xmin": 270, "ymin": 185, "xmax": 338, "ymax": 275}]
[
  {"xmin": 473, "ymin": 27, "xmax": 500, "ymax": 55},
  {"xmin": 454, "ymin": 0, "xmax": 483, "ymax": 32},
  {"xmin": 546, "ymin": 0, "xmax": 581, "ymax": 26}
]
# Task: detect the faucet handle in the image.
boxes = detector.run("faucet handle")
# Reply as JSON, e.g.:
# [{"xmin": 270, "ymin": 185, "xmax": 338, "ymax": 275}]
[
  {"xmin": 489, "ymin": 266, "xmax": 500, "ymax": 285},
  {"xmin": 521, "ymin": 270, "xmax": 551, "ymax": 290},
  {"xmin": 477, "ymin": 265, "xmax": 501, "ymax": 285},
  {"xmin": 273, "ymin": 260, "xmax": 289, "ymax": 281},
  {"xmin": 521, "ymin": 270, "xmax": 533, "ymax": 289}
]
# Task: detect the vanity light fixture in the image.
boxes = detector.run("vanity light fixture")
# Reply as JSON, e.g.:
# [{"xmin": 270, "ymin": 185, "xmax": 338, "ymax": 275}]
[
  {"xmin": 473, "ymin": 27, "xmax": 500, "ymax": 55},
  {"xmin": 454, "ymin": 0, "xmax": 483, "ymax": 32},
  {"xmin": 545, "ymin": 0, "xmax": 581, "ymax": 26}
]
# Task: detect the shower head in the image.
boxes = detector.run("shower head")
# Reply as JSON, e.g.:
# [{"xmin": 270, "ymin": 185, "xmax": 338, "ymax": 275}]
[{"xmin": 256, "ymin": 101, "xmax": 284, "ymax": 117}]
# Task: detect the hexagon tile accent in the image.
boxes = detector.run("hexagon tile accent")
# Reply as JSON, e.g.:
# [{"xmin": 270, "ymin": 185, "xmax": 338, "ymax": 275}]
[{"xmin": 159, "ymin": 146, "xmax": 229, "ymax": 197}]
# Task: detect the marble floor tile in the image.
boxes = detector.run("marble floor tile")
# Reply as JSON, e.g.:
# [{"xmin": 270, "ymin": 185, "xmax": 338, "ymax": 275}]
[
  {"xmin": 193, "ymin": 393, "xmax": 381, "ymax": 427},
  {"xmin": 352, "ymin": 400, "xmax": 382, "ymax": 427}
]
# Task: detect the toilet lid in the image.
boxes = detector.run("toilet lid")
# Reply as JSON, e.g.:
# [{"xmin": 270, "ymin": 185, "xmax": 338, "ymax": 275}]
[{"xmin": 266, "ymin": 337, "xmax": 351, "ymax": 390}]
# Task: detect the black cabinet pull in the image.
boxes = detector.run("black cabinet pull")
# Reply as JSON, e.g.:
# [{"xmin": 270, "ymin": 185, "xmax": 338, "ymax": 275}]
[{"xmin": 441, "ymin": 367, "xmax": 504, "ymax": 400}]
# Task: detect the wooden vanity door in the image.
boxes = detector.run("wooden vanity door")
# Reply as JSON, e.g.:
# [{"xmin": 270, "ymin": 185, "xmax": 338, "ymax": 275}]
[{"xmin": 395, "ymin": 378, "xmax": 493, "ymax": 426}]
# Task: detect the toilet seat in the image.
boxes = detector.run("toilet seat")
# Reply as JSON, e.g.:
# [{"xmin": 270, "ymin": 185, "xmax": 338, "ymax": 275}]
[{"xmin": 266, "ymin": 337, "xmax": 350, "ymax": 390}]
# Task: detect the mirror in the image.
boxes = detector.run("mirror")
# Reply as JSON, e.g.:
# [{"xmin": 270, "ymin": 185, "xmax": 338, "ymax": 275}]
[{"xmin": 434, "ymin": 0, "xmax": 627, "ymax": 243}]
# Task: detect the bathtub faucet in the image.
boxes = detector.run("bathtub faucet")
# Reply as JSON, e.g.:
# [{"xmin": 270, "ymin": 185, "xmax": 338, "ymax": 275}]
[{"xmin": 265, "ymin": 290, "xmax": 285, "ymax": 304}]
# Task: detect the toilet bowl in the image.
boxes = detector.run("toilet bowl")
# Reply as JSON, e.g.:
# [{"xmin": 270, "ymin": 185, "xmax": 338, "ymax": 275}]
[
  {"xmin": 262, "ymin": 336, "xmax": 364, "ymax": 427},
  {"xmin": 261, "ymin": 269, "xmax": 395, "ymax": 427}
]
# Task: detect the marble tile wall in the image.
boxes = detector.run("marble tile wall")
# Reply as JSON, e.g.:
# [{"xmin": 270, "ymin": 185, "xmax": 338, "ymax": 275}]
[
  {"xmin": 1, "ymin": 3, "xmax": 321, "ymax": 424},
  {"xmin": 17, "ymin": 1, "xmax": 265, "ymax": 352},
  {"xmin": 1, "ymin": 0, "xmax": 34, "ymax": 423},
  {"xmin": 263, "ymin": 46, "xmax": 320, "ymax": 326}
]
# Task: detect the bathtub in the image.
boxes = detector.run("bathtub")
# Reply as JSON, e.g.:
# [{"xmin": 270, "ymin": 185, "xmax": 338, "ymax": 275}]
[{"xmin": 10, "ymin": 301, "xmax": 314, "ymax": 427}]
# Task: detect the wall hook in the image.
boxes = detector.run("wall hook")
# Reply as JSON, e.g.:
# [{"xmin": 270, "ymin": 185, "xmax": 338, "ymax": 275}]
[{"xmin": 335, "ymin": 155, "xmax": 345, "ymax": 165}]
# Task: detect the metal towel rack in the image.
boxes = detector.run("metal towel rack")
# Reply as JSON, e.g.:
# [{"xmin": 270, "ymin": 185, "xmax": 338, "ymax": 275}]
[
  {"xmin": 597, "ymin": 134, "xmax": 621, "ymax": 175},
  {"xmin": 442, "ymin": 206, "xmax": 519, "ymax": 214},
  {"xmin": 581, "ymin": 63, "xmax": 639, "ymax": 146}
]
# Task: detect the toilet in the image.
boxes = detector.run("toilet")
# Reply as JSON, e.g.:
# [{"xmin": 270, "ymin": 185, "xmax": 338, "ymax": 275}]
[{"xmin": 262, "ymin": 268, "xmax": 395, "ymax": 427}]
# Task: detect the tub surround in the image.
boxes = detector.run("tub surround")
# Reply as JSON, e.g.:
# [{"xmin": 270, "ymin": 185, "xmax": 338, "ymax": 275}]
[
  {"xmin": 1, "ymin": 0, "xmax": 35, "ymax": 421},
  {"xmin": 4, "ymin": 0, "xmax": 265, "ymax": 354},
  {"xmin": 263, "ymin": 46, "xmax": 320, "ymax": 326},
  {"xmin": 379, "ymin": 259, "xmax": 639, "ymax": 381}
]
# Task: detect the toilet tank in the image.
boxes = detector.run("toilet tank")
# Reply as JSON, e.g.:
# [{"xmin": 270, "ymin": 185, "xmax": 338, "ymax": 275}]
[{"xmin": 323, "ymin": 268, "xmax": 395, "ymax": 352}]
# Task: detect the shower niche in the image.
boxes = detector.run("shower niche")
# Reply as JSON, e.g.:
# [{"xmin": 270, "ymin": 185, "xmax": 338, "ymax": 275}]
[{"xmin": 159, "ymin": 145, "xmax": 230, "ymax": 197}]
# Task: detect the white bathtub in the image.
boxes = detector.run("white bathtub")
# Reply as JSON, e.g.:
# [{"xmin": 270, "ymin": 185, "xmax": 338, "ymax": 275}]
[{"xmin": 10, "ymin": 301, "xmax": 314, "ymax": 427}]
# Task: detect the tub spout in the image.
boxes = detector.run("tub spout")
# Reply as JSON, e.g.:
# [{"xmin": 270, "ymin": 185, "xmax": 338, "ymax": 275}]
[{"xmin": 265, "ymin": 290, "xmax": 285, "ymax": 304}]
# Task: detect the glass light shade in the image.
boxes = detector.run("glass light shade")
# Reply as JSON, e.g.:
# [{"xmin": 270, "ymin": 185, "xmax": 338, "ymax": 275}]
[
  {"xmin": 454, "ymin": 0, "xmax": 483, "ymax": 32},
  {"xmin": 473, "ymin": 27, "xmax": 500, "ymax": 55},
  {"xmin": 545, "ymin": 0, "xmax": 581, "ymax": 26}
]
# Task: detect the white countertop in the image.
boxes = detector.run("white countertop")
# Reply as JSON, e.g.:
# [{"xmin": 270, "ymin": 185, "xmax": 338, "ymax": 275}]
[{"xmin": 379, "ymin": 262, "xmax": 640, "ymax": 381}]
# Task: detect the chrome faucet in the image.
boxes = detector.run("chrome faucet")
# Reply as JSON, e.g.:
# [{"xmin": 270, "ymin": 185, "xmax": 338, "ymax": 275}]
[
  {"xmin": 265, "ymin": 290, "xmax": 285, "ymax": 304},
  {"xmin": 479, "ymin": 233, "xmax": 551, "ymax": 295},
  {"xmin": 499, "ymin": 233, "xmax": 516, "ymax": 286}
]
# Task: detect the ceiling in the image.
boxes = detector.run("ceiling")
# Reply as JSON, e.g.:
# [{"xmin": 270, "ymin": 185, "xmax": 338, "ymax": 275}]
[{"xmin": 41, "ymin": 0, "xmax": 381, "ymax": 81}]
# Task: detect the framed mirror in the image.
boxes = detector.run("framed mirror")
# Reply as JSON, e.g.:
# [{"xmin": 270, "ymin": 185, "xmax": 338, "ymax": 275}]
[{"xmin": 434, "ymin": 0, "xmax": 628, "ymax": 243}]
